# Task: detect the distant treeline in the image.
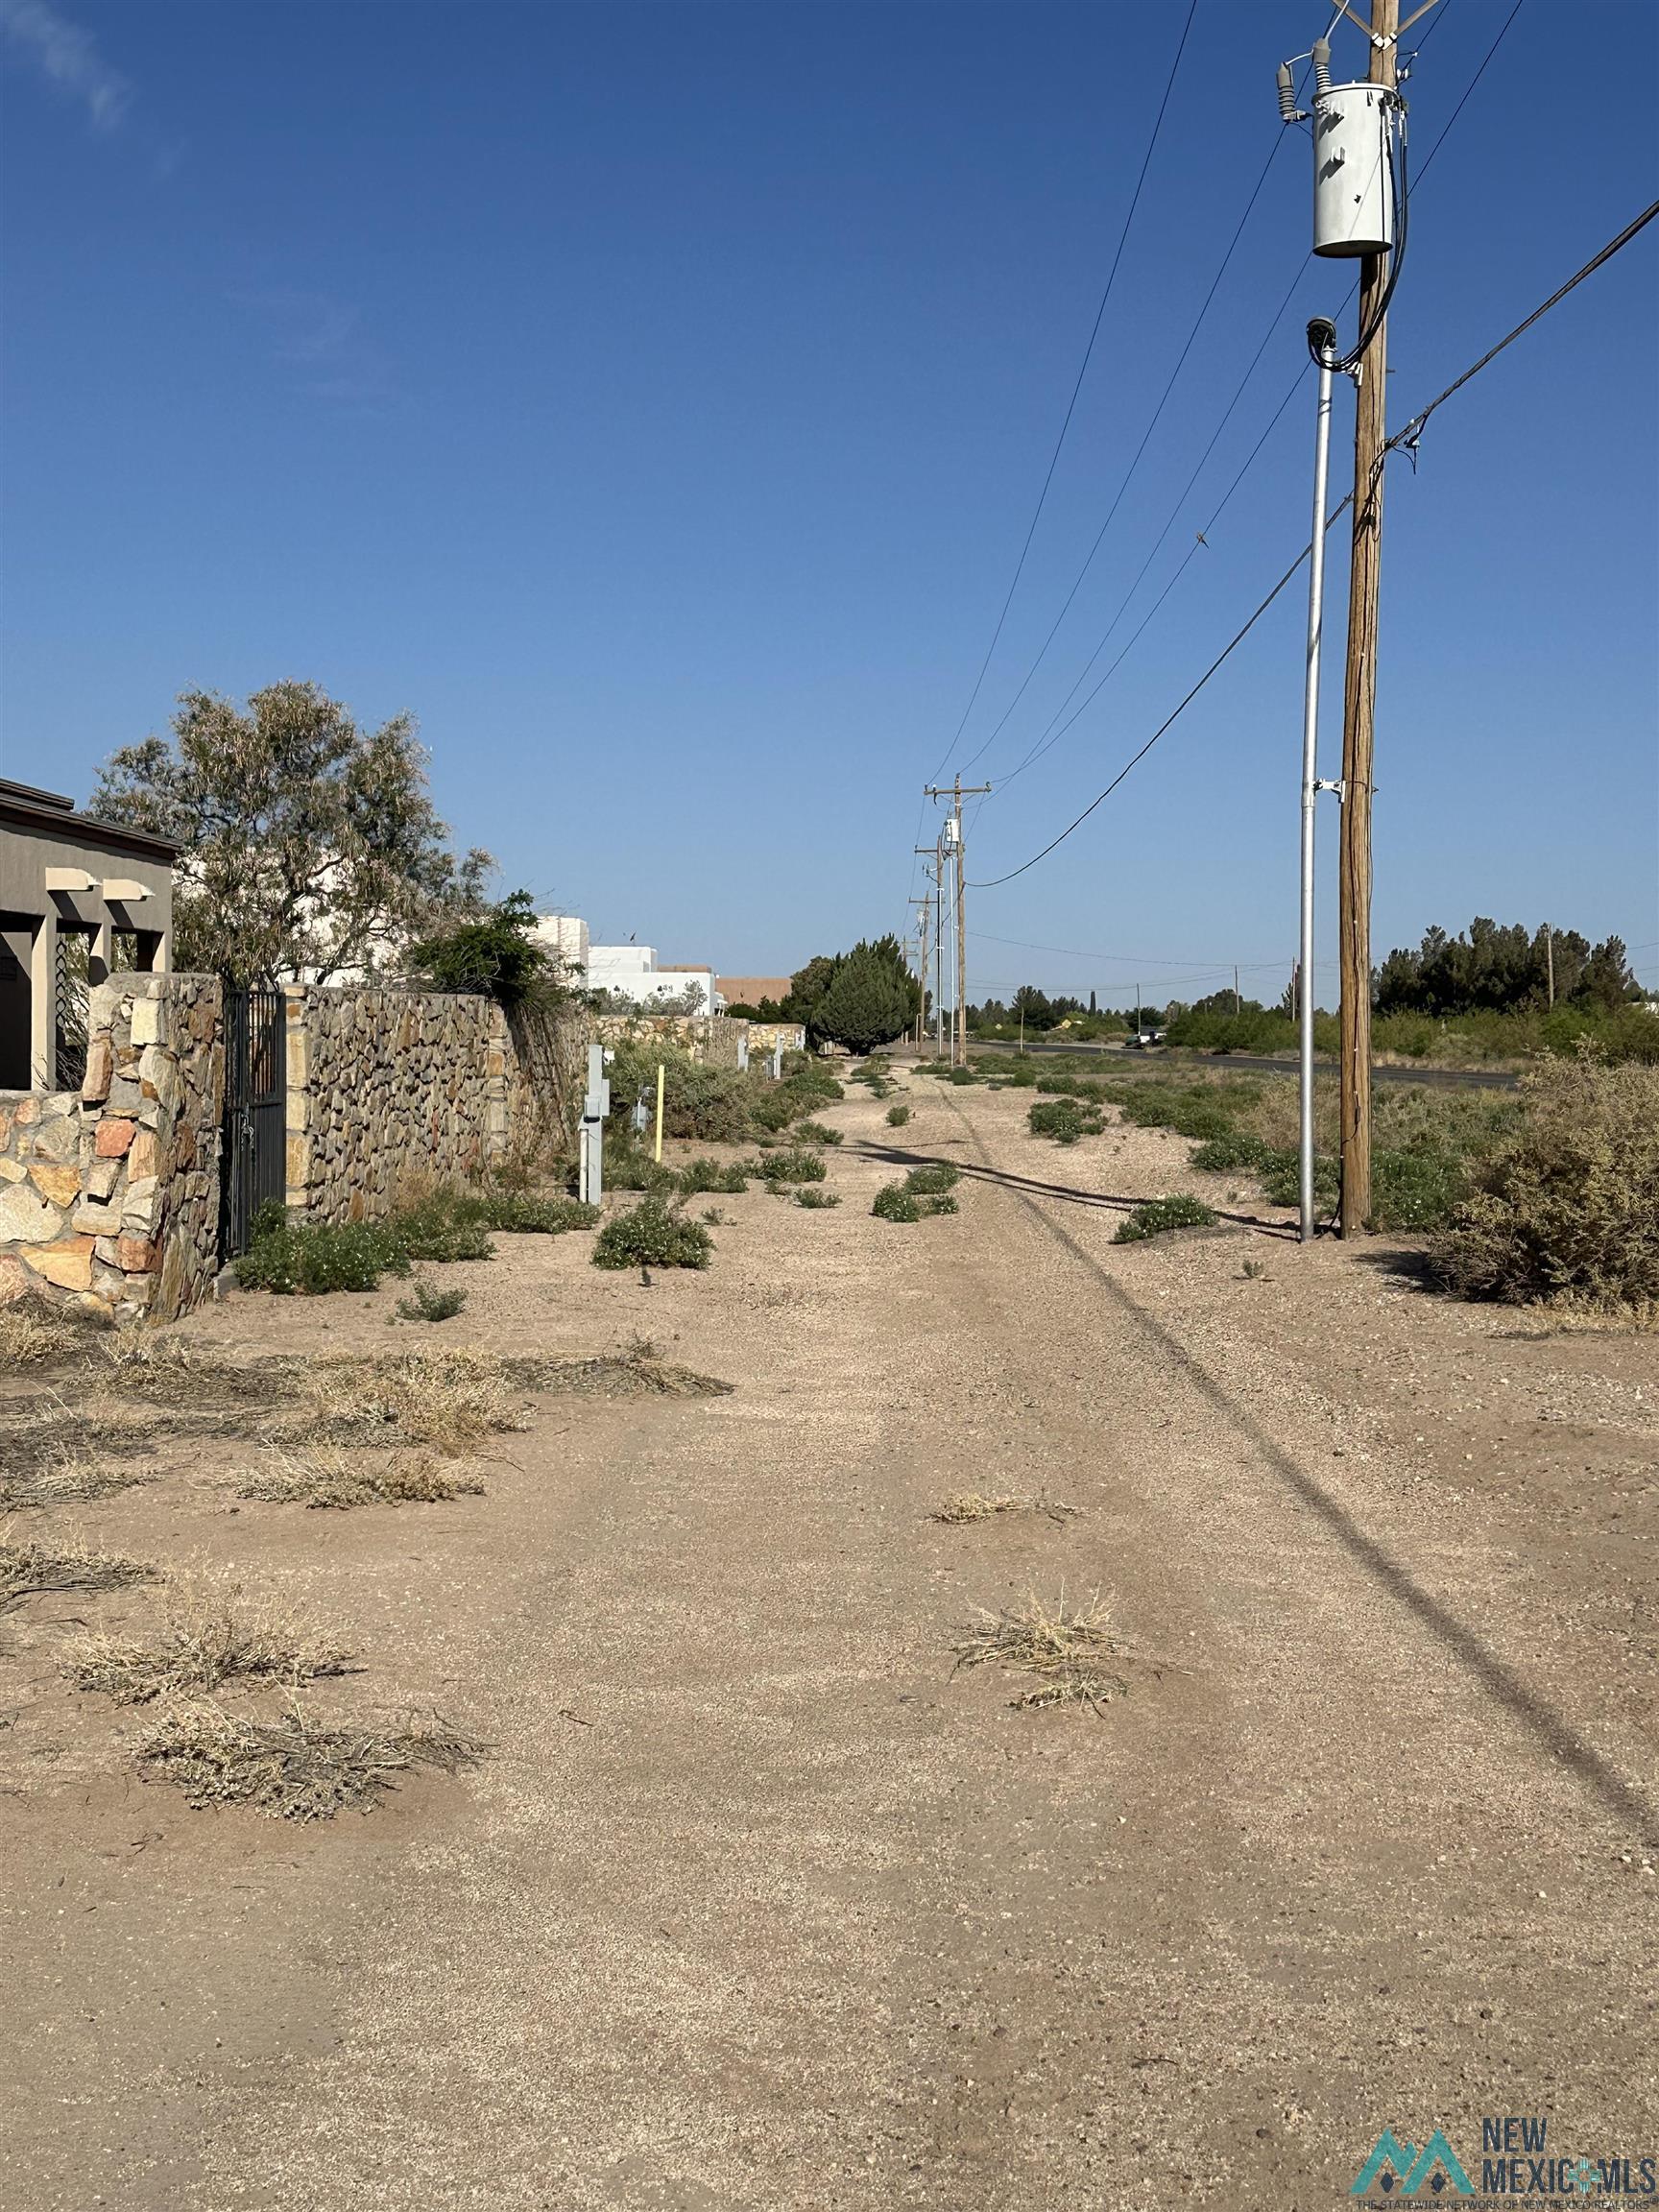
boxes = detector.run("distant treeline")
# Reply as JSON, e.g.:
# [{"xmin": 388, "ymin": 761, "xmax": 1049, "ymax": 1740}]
[{"xmin": 1376, "ymin": 920, "xmax": 1640, "ymax": 1017}]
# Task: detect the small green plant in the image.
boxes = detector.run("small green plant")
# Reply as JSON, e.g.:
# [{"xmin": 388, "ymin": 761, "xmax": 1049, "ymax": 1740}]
[
  {"xmin": 1113, "ymin": 1194, "xmax": 1218, "ymax": 1244},
  {"xmin": 1028, "ymin": 1097, "xmax": 1105, "ymax": 1145},
  {"xmin": 395, "ymin": 1280, "xmax": 469, "ymax": 1324},
  {"xmin": 700, "ymin": 1207, "xmax": 732, "ymax": 1225},
  {"xmin": 473, "ymin": 1193, "xmax": 600, "ymax": 1234},
  {"xmin": 873, "ymin": 1182, "xmax": 923, "ymax": 1222},
  {"xmin": 795, "ymin": 1187, "xmax": 841, "ymax": 1209},
  {"xmin": 592, "ymin": 1197, "xmax": 713, "ymax": 1271},
  {"xmin": 749, "ymin": 1146, "xmax": 828, "ymax": 1186},
  {"xmin": 793, "ymin": 1119, "xmax": 844, "ymax": 1146},
  {"xmin": 234, "ymin": 1191, "xmax": 500, "ymax": 1295},
  {"xmin": 1240, "ymin": 1258, "xmax": 1269, "ymax": 1281},
  {"xmin": 885, "ymin": 1103, "xmax": 911, "ymax": 1127},
  {"xmin": 676, "ymin": 1157, "xmax": 749, "ymax": 1195},
  {"xmin": 873, "ymin": 1165, "xmax": 960, "ymax": 1223},
  {"xmin": 236, "ymin": 1212, "xmax": 410, "ymax": 1295},
  {"xmin": 1190, "ymin": 1131, "xmax": 1276, "ymax": 1173}
]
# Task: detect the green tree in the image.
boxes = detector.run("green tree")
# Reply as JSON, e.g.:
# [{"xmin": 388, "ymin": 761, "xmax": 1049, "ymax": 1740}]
[
  {"xmin": 406, "ymin": 890, "xmax": 554, "ymax": 1007},
  {"xmin": 93, "ymin": 682, "xmax": 489, "ymax": 985},
  {"xmin": 813, "ymin": 941, "xmax": 913, "ymax": 1052}
]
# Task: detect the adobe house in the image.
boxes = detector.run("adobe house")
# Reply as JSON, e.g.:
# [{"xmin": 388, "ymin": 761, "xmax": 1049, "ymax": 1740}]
[{"xmin": 0, "ymin": 779, "xmax": 176, "ymax": 1092}]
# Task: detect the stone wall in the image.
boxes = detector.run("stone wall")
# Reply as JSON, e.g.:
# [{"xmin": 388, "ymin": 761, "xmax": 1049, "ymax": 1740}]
[
  {"xmin": 283, "ymin": 986, "xmax": 519, "ymax": 1224},
  {"xmin": 0, "ymin": 972, "xmax": 223, "ymax": 1320},
  {"xmin": 592, "ymin": 1012, "xmax": 768, "ymax": 1068}
]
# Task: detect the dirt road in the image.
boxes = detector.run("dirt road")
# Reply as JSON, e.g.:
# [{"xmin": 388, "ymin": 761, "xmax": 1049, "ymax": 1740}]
[{"xmin": 4, "ymin": 1070, "xmax": 1655, "ymax": 2209}]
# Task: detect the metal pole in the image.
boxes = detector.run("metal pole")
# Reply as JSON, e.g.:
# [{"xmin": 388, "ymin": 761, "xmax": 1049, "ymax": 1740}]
[
  {"xmin": 935, "ymin": 837, "xmax": 946, "ymax": 1060},
  {"xmin": 1299, "ymin": 321, "xmax": 1337, "ymax": 1244}
]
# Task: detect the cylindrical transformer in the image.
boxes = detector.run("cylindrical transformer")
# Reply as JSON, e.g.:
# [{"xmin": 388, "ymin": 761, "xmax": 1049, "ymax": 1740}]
[{"xmin": 1311, "ymin": 82, "xmax": 1394, "ymax": 257}]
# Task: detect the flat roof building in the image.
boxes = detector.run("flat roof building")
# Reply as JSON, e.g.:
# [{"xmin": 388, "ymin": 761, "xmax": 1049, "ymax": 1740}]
[{"xmin": 0, "ymin": 781, "xmax": 177, "ymax": 1093}]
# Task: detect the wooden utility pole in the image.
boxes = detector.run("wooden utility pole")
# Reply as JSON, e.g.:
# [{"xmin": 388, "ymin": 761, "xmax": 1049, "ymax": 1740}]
[
  {"xmin": 914, "ymin": 848, "xmax": 941, "ymax": 1054},
  {"xmin": 1336, "ymin": 0, "xmax": 1400, "ymax": 1237},
  {"xmin": 925, "ymin": 777, "xmax": 990, "ymax": 1068},
  {"xmin": 909, "ymin": 890, "xmax": 931, "ymax": 1048}
]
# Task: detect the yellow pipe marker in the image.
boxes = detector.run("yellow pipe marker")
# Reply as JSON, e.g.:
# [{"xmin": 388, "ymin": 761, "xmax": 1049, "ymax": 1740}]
[{"xmin": 654, "ymin": 1064, "xmax": 665, "ymax": 1163}]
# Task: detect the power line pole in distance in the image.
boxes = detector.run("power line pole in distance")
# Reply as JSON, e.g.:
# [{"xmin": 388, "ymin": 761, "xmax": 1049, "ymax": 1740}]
[{"xmin": 926, "ymin": 777, "xmax": 991, "ymax": 1068}]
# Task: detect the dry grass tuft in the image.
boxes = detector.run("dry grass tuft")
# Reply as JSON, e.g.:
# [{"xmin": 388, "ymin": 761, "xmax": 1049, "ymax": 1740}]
[
  {"xmin": 0, "ymin": 1296, "xmax": 108, "ymax": 1367},
  {"xmin": 504, "ymin": 1348, "xmax": 734, "ymax": 1400},
  {"xmin": 0, "ymin": 1532, "xmax": 157, "ymax": 1614},
  {"xmin": 288, "ymin": 1350, "xmax": 527, "ymax": 1454},
  {"xmin": 234, "ymin": 1447, "xmax": 485, "ymax": 1509},
  {"xmin": 931, "ymin": 1492, "xmax": 1080, "ymax": 1526},
  {"xmin": 0, "ymin": 1446, "xmax": 158, "ymax": 1511},
  {"xmin": 68, "ymin": 1578, "xmax": 353, "ymax": 1704},
  {"xmin": 135, "ymin": 1701, "xmax": 486, "ymax": 1821},
  {"xmin": 952, "ymin": 1589, "xmax": 1124, "ymax": 1711}
]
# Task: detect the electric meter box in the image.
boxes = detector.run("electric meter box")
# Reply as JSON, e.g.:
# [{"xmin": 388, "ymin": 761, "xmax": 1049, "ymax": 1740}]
[{"xmin": 1312, "ymin": 82, "xmax": 1394, "ymax": 257}]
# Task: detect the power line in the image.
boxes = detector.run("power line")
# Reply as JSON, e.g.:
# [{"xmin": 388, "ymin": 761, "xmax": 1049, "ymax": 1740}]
[
  {"xmin": 970, "ymin": 197, "xmax": 1659, "ymax": 891},
  {"xmin": 992, "ymin": 356, "xmax": 1310, "ymax": 794},
  {"xmin": 965, "ymin": 0, "xmax": 1487, "ymax": 810},
  {"xmin": 926, "ymin": 0, "xmax": 1197, "ymax": 784},
  {"xmin": 955, "ymin": 77, "xmax": 1308, "ymax": 777},
  {"xmin": 974, "ymin": 929, "xmax": 1297, "ymax": 971}
]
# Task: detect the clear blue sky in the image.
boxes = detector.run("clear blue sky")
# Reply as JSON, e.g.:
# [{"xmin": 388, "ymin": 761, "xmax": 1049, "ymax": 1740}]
[{"xmin": 3, "ymin": 0, "xmax": 1655, "ymax": 1005}]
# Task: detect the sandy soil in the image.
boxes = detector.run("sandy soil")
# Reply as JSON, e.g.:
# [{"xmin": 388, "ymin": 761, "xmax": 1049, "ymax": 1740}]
[{"xmin": 1, "ymin": 1066, "xmax": 1654, "ymax": 2210}]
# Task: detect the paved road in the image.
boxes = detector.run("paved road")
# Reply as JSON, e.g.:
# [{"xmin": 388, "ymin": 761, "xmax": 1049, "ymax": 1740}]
[{"xmin": 971, "ymin": 1038, "xmax": 1521, "ymax": 1090}]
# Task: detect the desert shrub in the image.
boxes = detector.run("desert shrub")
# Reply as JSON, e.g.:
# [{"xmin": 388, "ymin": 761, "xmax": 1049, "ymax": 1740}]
[
  {"xmin": 69, "ymin": 1579, "xmax": 350, "ymax": 1704},
  {"xmin": 1113, "ymin": 1194, "xmax": 1218, "ymax": 1243},
  {"xmin": 135, "ymin": 1704, "xmax": 482, "ymax": 1821},
  {"xmin": 1435, "ymin": 1055, "xmax": 1659, "ymax": 1311},
  {"xmin": 605, "ymin": 1045, "xmax": 755, "ymax": 1144},
  {"xmin": 295, "ymin": 1349, "xmax": 524, "ymax": 1452},
  {"xmin": 1164, "ymin": 1006, "xmax": 1297, "ymax": 1054},
  {"xmin": 886, "ymin": 1103, "xmax": 911, "ymax": 1126},
  {"xmin": 0, "ymin": 1296, "xmax": 108, "ymax": 1367},
  {"xmin": 793, "ymin": 1119, "xmax": 843, "ymax": 1146},
  {"xmin": 873, "ymin": 1168, "xmax": 958, "ymax": 1222},
  {"xmin": 395, "ymin": 1280, "xmax": 469, "ymax": 1323},
  {"xmin": 1034, "ymin": 1073, "xmax": 1107, "ymax": 1101},
  {"xmin": 872, "ymin": 1182, "xmax": 923, "ymax": 1222},
  {"xmin": 235, "ymin": 1192, "xmax": 496, "ymax": 1294},
  {"xmin": 473, "ymin": 1193, "xmax": 599, "ymax": 1234},
  {"xmin": 1190, "ymin": 1131, "xmax": 1277, "ymax": 1173},
  {"xmin": 383, "ymin": 1193, "xmax": 495, "ymax": 1262},
  {"xmin": 946, "ymin": 1067, "xmax": 979, "ymax": 1086},
  {"xmin": 750, "ymin": 1147, "xmax": 827, "ymax": 1186},
  {"xmin": 795, "ymin": 1188, "xmax": 841, "ymax": 1209},
  {"xmin": 236, "ymin": 1213, "xmax": 409, "ymax": 1295},
  {"xmin": 592, "ymin": 1198, "xmax": 713, "ymax": 1271},
  {"xmin": 1028, "ymin": 1097, "xmax": 1105, "ymax": 1145},
  {"xmin": 676, "ymin": 1157, "xmax": 749, "ymax": 1195},
  {"xmin": 605, "ymin": 1138, "xmax": 680, "ymax": 1193}
]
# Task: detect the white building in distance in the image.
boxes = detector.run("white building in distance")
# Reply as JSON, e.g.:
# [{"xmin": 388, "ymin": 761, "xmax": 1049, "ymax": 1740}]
[
  {"xmin": 537, "ymin": 916, "xmax": 713, "ymax": 1015},
  {"xmin": 532, "ymin": 913, "xmax": 589, "ymax": 974}
]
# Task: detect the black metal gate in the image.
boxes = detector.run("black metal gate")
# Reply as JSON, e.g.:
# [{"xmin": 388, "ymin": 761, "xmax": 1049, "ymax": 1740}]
[{"xmin": 220, "ymin": 988, "xmax": 286, "ymax": 1261}]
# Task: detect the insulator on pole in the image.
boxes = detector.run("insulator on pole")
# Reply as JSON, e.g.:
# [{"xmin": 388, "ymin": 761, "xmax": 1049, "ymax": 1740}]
[
  {"xmin": 1312, "ymin": 38, "xmax": 1333, "ymax": 94},
  {"xmin": 1276, "ymin": 60, "xmax": 1300, "ymax": 121}
]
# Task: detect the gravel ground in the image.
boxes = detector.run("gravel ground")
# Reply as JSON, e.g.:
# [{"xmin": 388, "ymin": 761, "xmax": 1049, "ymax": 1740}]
[{"xmin": 1, "ymin": 1063, "xmax": 1653, "ymax": 2210}]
